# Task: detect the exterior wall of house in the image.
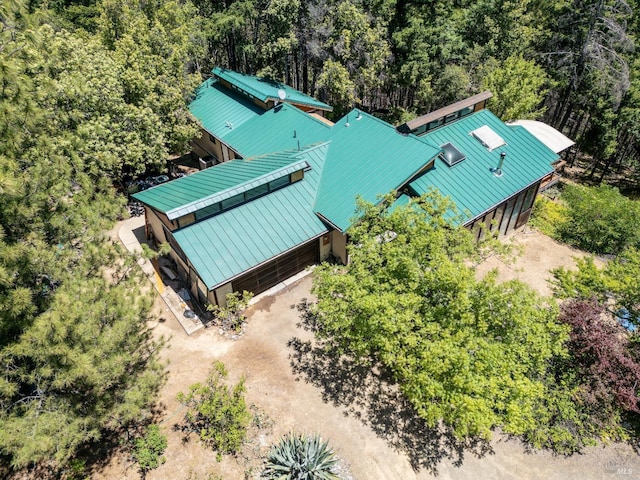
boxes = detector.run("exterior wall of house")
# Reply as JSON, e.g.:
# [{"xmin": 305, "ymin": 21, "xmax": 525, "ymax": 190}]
[
  {"xmin": 465, "ymin": 181, "xmax": 540, "ymax": 240},
  {"xmin": 207, "ymin": 289, "xmax": 217, "ymax": 306},
  {"xmin": 172, "ymin": 250, "xmax": 189, "ymax": 282},
  {"xmin": 176, "ymin": 213, "xmax": 196, "ymax": 229},
  {"xmin": 320, "ymin": 233, "xmax": 332, "ymax": 260},
  {"xmin": 214, "ymin": 283, "xmax": 233, "ymax": 308},
  {"xmin": 192, "ymin": 128, "xmax": 223, "ymax": 161},
  {"xmin": 331, "ymin": 230, "xmax": 348, "ymax": 264},
  {"xmin": 290, "ymin": 170, "xmax": 304, "ymax": 183},
  {"xmin": 191, "ymin": 128, "xmax": 238, "ymax": 165},
  {"xmin": 145, "ymin": 207, "xmax": 171, "ymax": 243}
]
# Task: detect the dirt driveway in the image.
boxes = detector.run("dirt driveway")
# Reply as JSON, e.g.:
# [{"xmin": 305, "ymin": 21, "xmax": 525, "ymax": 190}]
[{"xmin": 97, "ymin": 229, "xmax": 638, "ymax": 480}]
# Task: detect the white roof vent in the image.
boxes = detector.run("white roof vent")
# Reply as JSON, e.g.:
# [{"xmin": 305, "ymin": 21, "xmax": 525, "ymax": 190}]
[{"xmin": 471, "ymin": 125, "xmax": 505, "ymax": 151}]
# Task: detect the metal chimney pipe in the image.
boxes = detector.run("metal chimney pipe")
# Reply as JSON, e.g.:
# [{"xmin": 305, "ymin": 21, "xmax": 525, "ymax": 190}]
[
  {"xmin": 497, "ymin": 151, "xmax": 506, "ymax": 171},
  {"xmin": 491, "ymin": 152, "xmax": 506, "ymax": 177}
]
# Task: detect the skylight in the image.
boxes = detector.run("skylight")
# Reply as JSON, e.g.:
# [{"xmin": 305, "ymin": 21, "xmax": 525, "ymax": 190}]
[
  {"xmin": 470, "ymin": 125, "xmax": 506, "ymax": 151},
  {"xmin": 440, "ymin": 142, "xmax": 466, "ymax": 167}
]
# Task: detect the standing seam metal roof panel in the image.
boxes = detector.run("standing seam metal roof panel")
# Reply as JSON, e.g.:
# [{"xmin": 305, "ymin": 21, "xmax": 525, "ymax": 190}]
[
  {"xmin": 409, "ymin": 110, "xmax": 558, "ymax": 223},
  {"xmin": 173, "ymin": 144, "xmax": 330, "ymax": 290},
  {"xmin": 222, "ymin": 103, "xmax": 332, "ymax": 158},
  {"xmin": 313, "ymin": 110, "xmax": 442, "ymax": 232},
  {"xmin": 188, "ymin": 78, "xmax": 264, "ymax": 141},
  {"xmin": 132, "ymin": 153, "xmax": 305, "ymax": 213}
]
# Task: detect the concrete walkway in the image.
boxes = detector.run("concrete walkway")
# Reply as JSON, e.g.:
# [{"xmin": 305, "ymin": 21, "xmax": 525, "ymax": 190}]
[{"xmin": 117, "ymin": 216, "xmax": 204, "ymax": 335}]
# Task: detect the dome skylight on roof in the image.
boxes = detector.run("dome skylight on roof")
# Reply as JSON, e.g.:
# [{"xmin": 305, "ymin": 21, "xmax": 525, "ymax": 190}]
[
  {"xmin": 470, "ymin": 125, "xmax": 506, "ymax": 151},
  {"xmin": 440, "ymin": 142, "xmax": 466, "ymax": 167}
]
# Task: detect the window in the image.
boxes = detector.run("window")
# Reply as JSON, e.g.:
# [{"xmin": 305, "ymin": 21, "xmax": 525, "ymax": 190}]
[
  {"xmin": 459, "ymin": 106, "xmax": 474, "ymax": 118},
  {"xmin": 221, "ymin": 193, "xmax": 244, "ymax": 210},
  {"xmin": 195, "ymin": 202, "xmax": 221, "ymax": 221},
  {"xmin": 427, "ymin": 118, "xmax": 444, "ymax": 131},
  {"xmin": 209, "ymin": 134, "xmax": 217, "ymax": 144},
  {"xmin": 414, "ymin": 124, "xmax": 428, "ymax": 136},
  {"xmin": 521, "ymin": 184, "xmax": 537, "ymax": 212},
  {"xmin": 245, "ymin": 184, "xmax": 269, "ymax": 201},
  {"xmin": 444, "ymin": 112, "xmax": 458, "ymax": 123},
  {"xmin": 268, "ymin": 176, "xmax": 290, "ymax": 191}
]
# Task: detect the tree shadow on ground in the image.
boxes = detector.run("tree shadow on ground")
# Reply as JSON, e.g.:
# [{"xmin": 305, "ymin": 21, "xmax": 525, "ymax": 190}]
[{"xmin": 287, "ymin": 300, "xmax": 493, "ymax": 475}]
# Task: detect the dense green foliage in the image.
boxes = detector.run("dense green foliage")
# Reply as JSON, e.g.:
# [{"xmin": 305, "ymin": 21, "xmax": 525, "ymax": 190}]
[
  {"xmin": 177, "ymin": 361, "xmax": 251, "ymax": 456},
  {"xmin": 4, "ymin": 0, "xmax": 640, "ymax": 468},
  {"xmin": 133, "ymin": 424, "xmax": 168, "ymax": 473},
  {"xmin": 311, "ymin": 193, "xmax": 605, "ymax": 452},
  {"xmin": 166, "ymin": 0, "xmax": 640, "ymax": 183},
  {"xmin": 530, "ymin": 184, "xmax": 640, "ymax": 255},
  {"xmin": 262, "ymin": 433, "xmax": 338, "ymax": 480},
  {"xmin": 557, "ymin": 184, "xmax": 640, "ymax": 254},
  {"xmin": 552, "ymin": 247, "xmax": 640, "ymax": 325},
  {"xmin": 0, "ymin": 0, "xmax": 197, "ymax": 471},
  {"xmin": 529, "ymin": 194, "xmax": 568, "ymax": 238},
  {"xmin": 0, "ymin": 268, "xmax": 164, "ymax": 468}
]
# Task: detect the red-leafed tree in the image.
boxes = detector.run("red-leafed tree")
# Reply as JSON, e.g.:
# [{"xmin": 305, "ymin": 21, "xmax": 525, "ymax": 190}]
[{"xmin": 559, "ymin": 299, "xmax": 640, "ymax": 415}]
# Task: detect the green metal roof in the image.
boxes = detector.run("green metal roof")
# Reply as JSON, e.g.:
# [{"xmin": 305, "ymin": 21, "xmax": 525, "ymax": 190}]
[
  {"xmin": 409, "ymin": 109, "xmax": 558, "ymax": 223},
  {"xmin": 132, "ymin": 153, "xmax": 305, "ymax": 215},
  {"xmin": 222, "ymin": 103, "xmax": 331, "ymax": 158},
  {"xmin": 314, "ymin": 110, "xmax": 442, "ymax": 232},
  {"xmin": 188, "ymin": 78, "xmax": 263, "ymax": 141},
  {"xmin": 173, "ymin": 144, "xmax": 330, "ymax": 290},
  {"xmin": 213, "ymin": 67, "xmax": 333, "ymax": 112}
]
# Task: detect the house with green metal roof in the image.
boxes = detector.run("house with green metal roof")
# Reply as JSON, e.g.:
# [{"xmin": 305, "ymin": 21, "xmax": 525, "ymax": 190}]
[{"xmin": 135, "ymin": 71, "xmax": 569, "ymax": 307}]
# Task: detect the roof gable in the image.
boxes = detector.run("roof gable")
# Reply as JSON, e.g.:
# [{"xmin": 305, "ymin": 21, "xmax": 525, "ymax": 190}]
[
  {"xmin": 313, "ymin": 110, "xmax": 441, "ymax": 232},
  {"xmin": 212, "ymin": 67, "xmax": 333, "ymax": 112},
  {"xmin": 409, "ymin": 109, "xmax": 558, "ymax": 222}
]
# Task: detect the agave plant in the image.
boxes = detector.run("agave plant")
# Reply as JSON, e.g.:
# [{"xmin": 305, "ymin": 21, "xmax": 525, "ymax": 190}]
[{"xmin": 262, "ymin": 433, "xmax": 339, "ymax": 480}]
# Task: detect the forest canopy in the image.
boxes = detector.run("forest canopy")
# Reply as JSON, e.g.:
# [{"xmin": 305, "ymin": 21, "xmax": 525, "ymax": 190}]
[{"xmin": 0, "ymin": 0, "xmax": 195, "ymax": 472}]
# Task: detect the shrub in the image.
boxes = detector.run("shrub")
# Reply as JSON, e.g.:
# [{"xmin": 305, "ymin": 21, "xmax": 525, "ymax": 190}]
[
  {"xmin": 133, "ymin": 424, "xmax": 167, "ymax": 474},
  {"xmin": 529, "ymin": 195, "xmax": 567, "ymax": 238},
  {"xmin": 262, "ymin": 433, "xmax": 338, "ymax": 480},
  {"xmin": 557, "ymin": 184, "xmax": 640, "ymax": 255},
  {"xmin": 208, "ymin": 291, "xmax": 253, "ymax": 332},
  {"xmin": 177, "ymin": 361, "xmax": 250, "ymax": 455}
]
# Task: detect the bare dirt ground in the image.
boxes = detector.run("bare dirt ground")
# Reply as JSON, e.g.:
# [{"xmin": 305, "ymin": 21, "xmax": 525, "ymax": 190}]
[
  {"xmin": 96, "ymin": 228, "xmax": 639, "ymax": 480},
  {"xmin": 475, "ymin": 226, "xmax": 605, "ymax": 297}
]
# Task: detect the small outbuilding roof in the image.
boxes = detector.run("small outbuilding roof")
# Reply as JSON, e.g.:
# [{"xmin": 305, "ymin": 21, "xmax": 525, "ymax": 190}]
[
  {"xmin": 507, "ymin": 120, "xmax": 575, "ymax": 153},
  {"xmin": 212, "ymin": 67, "xmax": 333, "ymax": 112}
]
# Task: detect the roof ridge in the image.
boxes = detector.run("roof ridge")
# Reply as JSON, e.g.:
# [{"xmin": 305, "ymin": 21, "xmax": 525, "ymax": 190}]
[
  {"xmin": 165, "ymin": 158, "xmax": 309, "ymax": 219},
  {"xmin": 351, "ymin": 109, "xmax": 445, "ymax": 151},
  {"xmin": 213, "ymin": 67, "xmax": 281, "ymax": 98}
]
